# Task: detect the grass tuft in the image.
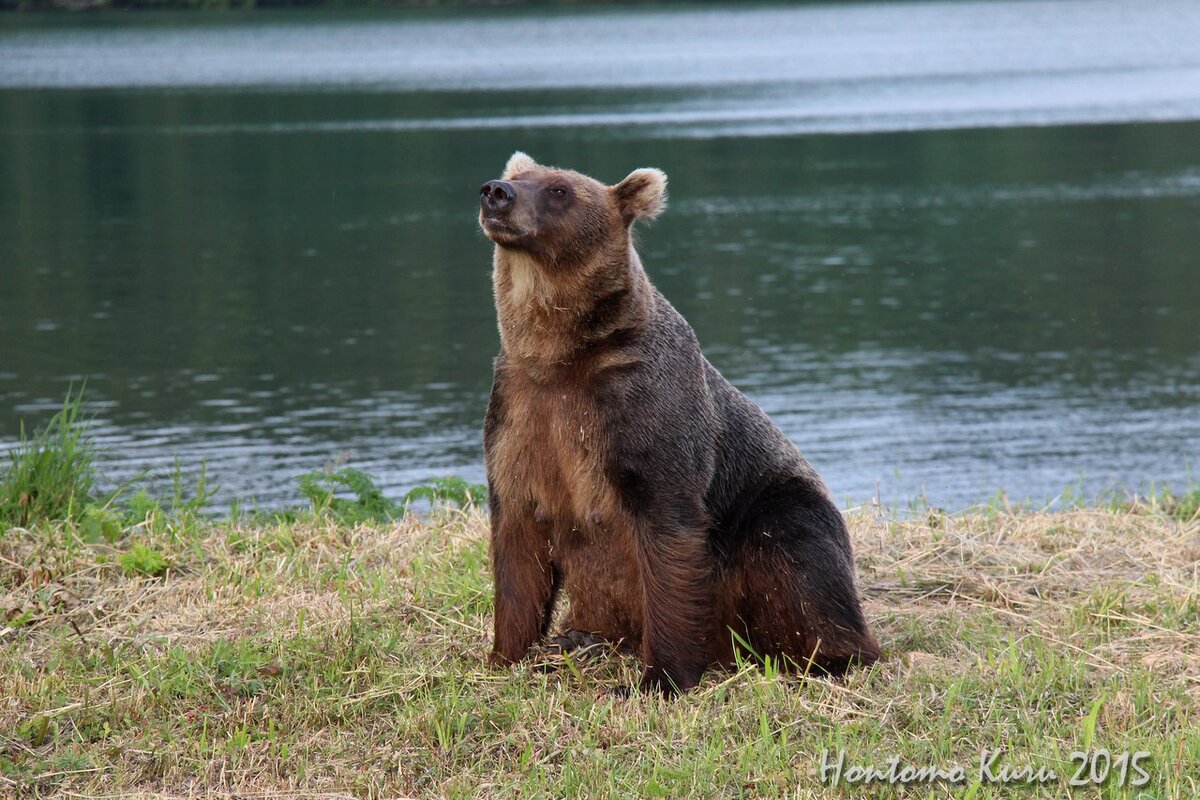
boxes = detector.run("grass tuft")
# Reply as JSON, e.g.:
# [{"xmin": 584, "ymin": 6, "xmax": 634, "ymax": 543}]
[{"xmin": 0, "ymin": 387, "xmax": 96, "ymax": 530}]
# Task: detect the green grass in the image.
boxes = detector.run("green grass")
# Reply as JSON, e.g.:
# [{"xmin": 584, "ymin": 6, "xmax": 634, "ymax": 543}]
[
  {"xmin": 2, "ymin": 393, "xmax": 1198, "ymax": 797},
  {"xmin": 1, "ymin": 504, "xmax": 1197, "ymax": 798},
  {"xmin": 0, "ymin": 387, "xmax": 97, "ymax": 530}
]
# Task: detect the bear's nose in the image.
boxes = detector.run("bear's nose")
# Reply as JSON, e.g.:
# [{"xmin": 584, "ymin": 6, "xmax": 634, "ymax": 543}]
[{"xmin": 480, "ymin": 180, "xmax": 516, "ymax": 213}]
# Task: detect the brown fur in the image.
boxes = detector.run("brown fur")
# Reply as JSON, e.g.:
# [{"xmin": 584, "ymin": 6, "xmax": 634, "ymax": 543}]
[{"xmin": 480, "ymin": 152, "xmax": 878, "ymax": 693}]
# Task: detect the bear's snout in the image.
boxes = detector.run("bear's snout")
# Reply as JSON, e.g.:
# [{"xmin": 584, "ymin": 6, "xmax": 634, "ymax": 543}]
[{"xmin": 480, "ymin": 180, "xmax": 516, "ymax": 214}]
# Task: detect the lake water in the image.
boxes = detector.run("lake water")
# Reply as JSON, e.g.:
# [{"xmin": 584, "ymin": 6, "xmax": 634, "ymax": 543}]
[{"xmin": 2, "ymin": 1, "xmax": 1199, "ymax": 511}]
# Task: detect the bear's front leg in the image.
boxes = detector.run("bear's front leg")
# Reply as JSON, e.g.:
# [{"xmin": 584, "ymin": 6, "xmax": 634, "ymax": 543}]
[
  {"xmin": 633, "ymin": 517, "xmax": 713, "ymax": 695},
  {"xmin": 489, "ymin": 507, "xmax": 560, "ymax": 666}
]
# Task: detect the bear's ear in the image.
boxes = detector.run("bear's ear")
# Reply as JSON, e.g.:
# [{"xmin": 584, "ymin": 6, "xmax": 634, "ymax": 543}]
[
  {"xmin": 613, "ymin": 168, "xmax": 668, "ymax": 225},
  {"xmin": 502, "ymin": 151, "xmax": 539, "ymax": 179}
]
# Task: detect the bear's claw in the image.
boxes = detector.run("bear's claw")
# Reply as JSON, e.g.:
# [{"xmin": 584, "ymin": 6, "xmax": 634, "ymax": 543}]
[{"xmin": 548, "ymin": 629, "xmax": 607, "ymax": 656}]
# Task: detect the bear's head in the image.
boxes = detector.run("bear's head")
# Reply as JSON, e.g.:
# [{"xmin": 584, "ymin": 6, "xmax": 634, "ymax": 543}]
[{"xmin": 478, "ymin": 151, "xmax": 667, "ymax": 268}]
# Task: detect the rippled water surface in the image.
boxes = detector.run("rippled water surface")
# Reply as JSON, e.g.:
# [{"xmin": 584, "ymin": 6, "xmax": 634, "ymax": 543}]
[{"xmin": 2, "ymin": 1, "xmax": 1199, "ymax": 509}]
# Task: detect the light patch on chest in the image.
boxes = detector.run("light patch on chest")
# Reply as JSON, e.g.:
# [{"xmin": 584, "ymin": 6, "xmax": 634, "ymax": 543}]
[
  {"xmin": 493, "ymin": 249, "xmax": 582, "ymax": 366},
  {"xmin": 497, "ymin": 250, "xmax": 549, "ymax": 310}
]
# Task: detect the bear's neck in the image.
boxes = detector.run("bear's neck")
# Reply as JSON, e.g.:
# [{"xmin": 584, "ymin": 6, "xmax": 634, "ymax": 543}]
[{"xmin": 492, "ymin": 242, "xmax": 653, "ymax": 380}]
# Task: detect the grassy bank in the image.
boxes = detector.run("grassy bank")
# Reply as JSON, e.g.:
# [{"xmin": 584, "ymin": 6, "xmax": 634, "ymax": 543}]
[
  {"xmin": 2, "ymin": 502, "xmax": 1197, "ymax": 797},
  {"xmin": 2, "ymin": 395, "xmax": 1199, "ymax": 797}
]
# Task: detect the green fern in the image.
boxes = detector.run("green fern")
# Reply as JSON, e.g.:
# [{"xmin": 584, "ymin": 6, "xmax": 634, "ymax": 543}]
[
  {"xmin": 402, "ymin": 476, "xmax": 487, "ymax": 509},
  {"xmin": 297, "ymin": 468, "xmax": 402, "ymax": 523}
]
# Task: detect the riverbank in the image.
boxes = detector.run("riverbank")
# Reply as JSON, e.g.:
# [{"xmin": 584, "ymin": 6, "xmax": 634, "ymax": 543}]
[{"xmin": 3, "ymin": 500, "xmax": 1197, "ymax": 797}]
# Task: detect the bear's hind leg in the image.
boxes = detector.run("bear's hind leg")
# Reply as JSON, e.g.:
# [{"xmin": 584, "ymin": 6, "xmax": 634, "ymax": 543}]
[{"xmin": 724, "ymin": 483, "xmax": 879, "ymax": 676}]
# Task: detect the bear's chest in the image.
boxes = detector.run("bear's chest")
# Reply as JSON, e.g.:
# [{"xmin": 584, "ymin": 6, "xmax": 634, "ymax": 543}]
[{"xmin": 488, "ymin": 376, "xmax": 622, "ymax": 533}]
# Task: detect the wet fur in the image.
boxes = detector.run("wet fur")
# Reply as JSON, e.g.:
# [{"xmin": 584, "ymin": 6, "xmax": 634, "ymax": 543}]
[{"xmin": 481, "ymin": 153, "xmax": 879, "ymax": 694}]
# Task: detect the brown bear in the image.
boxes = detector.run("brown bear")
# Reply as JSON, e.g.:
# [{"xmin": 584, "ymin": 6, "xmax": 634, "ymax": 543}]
[{"xmin": 479, "ymin": 151, "xmax": 879, "ymax": 695}]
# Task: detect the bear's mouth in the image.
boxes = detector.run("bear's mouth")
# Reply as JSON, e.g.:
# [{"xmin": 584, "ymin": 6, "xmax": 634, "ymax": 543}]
[{"xmin": 481, "ymin": 216, "xmax": 524, "ymax": 241}]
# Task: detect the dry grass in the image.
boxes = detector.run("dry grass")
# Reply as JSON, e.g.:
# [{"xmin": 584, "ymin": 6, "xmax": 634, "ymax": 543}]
[{"xmin": 2, "ymin": 503, "xmax": 1198, "ymax": 798}]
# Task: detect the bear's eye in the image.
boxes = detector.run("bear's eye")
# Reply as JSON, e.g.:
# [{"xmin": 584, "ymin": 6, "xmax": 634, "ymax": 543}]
[{"xmin": 550, "ymin": 186, "xmax": 570, "ymax": 198}]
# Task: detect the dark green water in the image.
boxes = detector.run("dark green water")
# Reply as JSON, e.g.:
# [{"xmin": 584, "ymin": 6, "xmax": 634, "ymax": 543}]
[{"xmin": 2, "ymin": 4, "xmax": 1199, "ymax": 508}]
